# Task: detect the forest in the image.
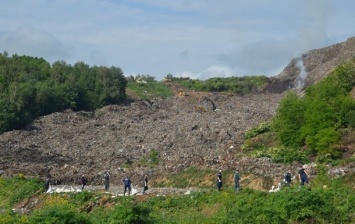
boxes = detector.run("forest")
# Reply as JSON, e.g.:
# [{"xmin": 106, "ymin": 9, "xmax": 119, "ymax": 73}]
[{"xmin": 0, "ymin": 52, "xmax": 127, "ymax": 133}]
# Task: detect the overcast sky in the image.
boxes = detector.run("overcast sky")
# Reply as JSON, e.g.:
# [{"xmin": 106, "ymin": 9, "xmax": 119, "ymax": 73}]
[{"xmin": 1, "ymin": 0, "xmax": 354, "ymax": 80}]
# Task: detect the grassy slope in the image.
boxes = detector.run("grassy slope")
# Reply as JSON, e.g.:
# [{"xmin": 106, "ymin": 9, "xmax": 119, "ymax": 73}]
[{"xmin": 126, "ymin": 81, "xmax": 173, "ymax": 99}]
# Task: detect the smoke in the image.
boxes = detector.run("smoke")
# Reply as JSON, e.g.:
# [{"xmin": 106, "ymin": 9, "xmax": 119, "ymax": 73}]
[
  {"xmin": 298, "ymin": 0, "xmax": 333, "ymax": 51},
  {"xmin": 296, "ymin": 58, "xmax": 307, "ymax": 88}
]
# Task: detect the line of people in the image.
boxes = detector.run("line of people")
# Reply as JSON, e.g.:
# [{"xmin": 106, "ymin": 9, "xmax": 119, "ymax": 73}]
[
  {"xmin": 216, "ymin": 165, "xmax": 310, "ymax": 192},
  {"xmin": 45, "ymin": 166, "xmax": 310, "ymax": 194}
]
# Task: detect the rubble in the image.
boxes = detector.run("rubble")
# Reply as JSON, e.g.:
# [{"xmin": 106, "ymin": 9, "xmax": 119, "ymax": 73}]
[{"xmin": 0, "ymin": 92, "xmax": 286, "ymax": 186}]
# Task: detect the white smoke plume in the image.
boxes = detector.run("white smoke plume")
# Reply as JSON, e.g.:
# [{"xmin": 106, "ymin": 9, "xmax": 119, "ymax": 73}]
[{"xmin": 296, "ymin": 58, "xmax": 307, "ymax": 88}]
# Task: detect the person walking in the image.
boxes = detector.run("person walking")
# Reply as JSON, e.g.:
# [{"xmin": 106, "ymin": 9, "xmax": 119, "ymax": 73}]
[
  {"xmin": 122, "ymin": 176, "xmax": 132, "ymax": 196},
  {"xmin": 104, "ymin": 171, "xmax": 110, "ymax": 191},
  {"xmin": 234, "ymin": 169, "xmax": 241, "ymax": 192},
  {"xmin": 298, "ymin": 166, "xmax": 310, "ymax": 187},
  {"xmin": 80, "ymin": 175, "xmax": 88, "ymax": 190},
  {"xmin": 217, "ymin": 169, "xmax": 223, "ymax": 191},
  {"xmin": 284, "ymin": 169, "xmax": 292, "ymax": 188},
  {"xmin": 143, "ymin": 174, "xmax": 148, "ymax": 194}
]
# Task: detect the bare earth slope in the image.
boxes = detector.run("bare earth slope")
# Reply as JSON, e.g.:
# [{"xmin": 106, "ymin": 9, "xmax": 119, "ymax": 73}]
[{"xmin": 0, "ymin": 91, "xmax": 284, "ymax": 186}]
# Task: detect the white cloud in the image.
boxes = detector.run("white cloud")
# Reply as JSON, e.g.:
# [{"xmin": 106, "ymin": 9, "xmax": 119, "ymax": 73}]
[
  {"xmin": 0, "ymin": 25, "xmax": 71, "ymax": 61},
  {"xmin": 177, "ymin": 65, "xmax": 236, "ymax": 80}
]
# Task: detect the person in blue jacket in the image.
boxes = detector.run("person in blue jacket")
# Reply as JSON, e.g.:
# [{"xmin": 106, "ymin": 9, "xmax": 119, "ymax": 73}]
[
  {"xmin": 298, "ymin": 166, "xmax": 310, "ymax": 187},
  {"xmin": 122, "ymin": 175, "xmax": 132, "ymax": 196}
]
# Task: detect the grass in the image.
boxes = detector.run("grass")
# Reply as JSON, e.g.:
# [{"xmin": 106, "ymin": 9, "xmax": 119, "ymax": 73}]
[
  {"xmin": 0, "ymin": 175, "xmax": 43, "ymax": 209},
  {"xmin": 127, "ymin": 81, "xmax": 173, "ymax": 99}
]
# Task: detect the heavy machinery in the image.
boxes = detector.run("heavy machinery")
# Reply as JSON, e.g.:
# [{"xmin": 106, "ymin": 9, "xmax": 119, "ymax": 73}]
[
  {"xmin": 136, "ymin": 78, "xmax": 147, "ymax": 84},
  {"xmin": 162, "ymin": 77, "xmax": 171, "ymax": 82},
  {"xmin": 200, "ymin": 96, "xmax": 217, "ymax": 111},
  {"xmin": 194, "ymin": 96, "xmax": 217, "ymax": 112}
]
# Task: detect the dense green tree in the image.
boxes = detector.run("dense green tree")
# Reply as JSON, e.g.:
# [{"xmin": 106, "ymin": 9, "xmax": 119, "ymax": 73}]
[
  {"xmin": 273, "ymin": 91, "xmax": 305, "ymax": 147},
  {"xmin": 94, "ymin": 66, "xmax": 127, "ymax": 106},
  {"xmin": 0, "ymin": 54, "xmax": 127, "ymax": 133}
]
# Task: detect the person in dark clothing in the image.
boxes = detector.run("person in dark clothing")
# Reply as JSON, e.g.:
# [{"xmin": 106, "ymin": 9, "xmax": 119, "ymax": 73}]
[
  {"xmin": 122, "ymin": 176, "xmax": 132, "ymax": 196},
  {"xmin": 298, "ymin": 166, "xmax": 310, "ymax": 187},
  {"xmin": 217, "ymin": 169, "xmax": 223, "ymax": 191},
  {"xmin": 143, "ymin": 175, "xmax": 148, "ymax": 194},
  {"xmin": 284, "ymin": 169, "xmax": 292, "ymax": 188},
  {"xmin": 80, "ymin": 175, "xmax": 88, "ymax": 190},
  {"xmin": 45, "ymin": 177, "xmax": 50, "ymax": 191},
  {"xmin": 234, "ymin": 170, "xmax": 241, "ymax": 192},
  {"xmin": 104, "ymin": 171, "xmax": 110, "ymax": 191}
]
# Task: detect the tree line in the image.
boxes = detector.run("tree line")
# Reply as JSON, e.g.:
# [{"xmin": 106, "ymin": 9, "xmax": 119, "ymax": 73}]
[
  {"xmin": 165, "ymin": 74, "xmax": 268, "ymax": 94},
  {"xmin": 0, "ymin": 52, "xmax": 127, "ymax": 133}
]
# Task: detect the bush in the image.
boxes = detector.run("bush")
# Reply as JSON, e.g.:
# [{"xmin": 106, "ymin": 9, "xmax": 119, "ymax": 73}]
[
  {"xmin": 250, "ymin": 146, "xmax": 309, "ymax": 164},
  {"xmin": 0, "ymin": 212, "xmax": 28, "ymax": 224},
  {"xmin": 68, "ymin": 191, "xmax": 95, "ymax": 205},
  {"xmin": 245, "ymin": 122, "xmax": 271, "ymax": 139},
  {"xmin": 172, "ymin": 75, "xmax": 268, "ymax": 94},
  {"xmin": 28, "ymin": 204, "xmax": 91, "ymax": 224},
  {"xmin": 107, "ymin": 201, "xmax": 155, "ymax": 224},
  {"xmin": 141, "ymin": 150, "xmax": 160, "ymax": 167}
]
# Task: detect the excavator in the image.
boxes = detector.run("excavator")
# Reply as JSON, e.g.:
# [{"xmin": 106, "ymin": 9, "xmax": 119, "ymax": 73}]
[
  {"xmin": 200, "ymin": 96, "xmax": 217, "ymax": 111},
  {"xmin": 162, "ymin": 77, "xmax": 171, "ymax": 82},
  {"xmin": 194, "ymin": 96, "xmax": 217, "ymax": 112},
  {"xmin": 136, "ymin": 78, "xmax": 147, "ymax": 84}
]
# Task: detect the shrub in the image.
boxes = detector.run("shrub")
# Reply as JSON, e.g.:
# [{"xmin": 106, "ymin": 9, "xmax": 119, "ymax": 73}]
[
  {"xmin": 344, "ymin": 110, "xmax": 355, "ymax": 128},
  {"xmin": 28, "ymin": 204, "xmax": 91, "ymax": 224},
  {"xmin": 68, "ymin": 191, "xmax": 95, "ymax": 205},
  {"xmin": 250, "ymin": 146, "xmax": 308, "ymax": 164},
  {"xmin": 0, "ymin": 212, "xmax": 28, "ymax": 224},
  {"xmin": 245, "ymin": 122, "xmax": 271, "ymax": 139},
  {"xmin": 107, "ymin": 201, "xmax": 155, "ymax": 224}
]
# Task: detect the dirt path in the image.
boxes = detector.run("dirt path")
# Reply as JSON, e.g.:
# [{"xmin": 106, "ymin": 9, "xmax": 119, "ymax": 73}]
[{"xmin": 46, "ymin": 184, "xmax": 198, "ymax": 196}]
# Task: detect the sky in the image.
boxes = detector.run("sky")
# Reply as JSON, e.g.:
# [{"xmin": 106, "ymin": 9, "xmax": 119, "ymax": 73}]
[{"xmin": 1, "ymin": 0, "xmax": 355, "ymax": 80}]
